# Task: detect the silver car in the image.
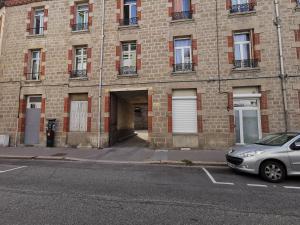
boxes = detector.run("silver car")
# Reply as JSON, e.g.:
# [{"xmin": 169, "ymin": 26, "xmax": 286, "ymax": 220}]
[{"xmin": 226, "ymin": 132, "xmax": 300, "ymax": 183}]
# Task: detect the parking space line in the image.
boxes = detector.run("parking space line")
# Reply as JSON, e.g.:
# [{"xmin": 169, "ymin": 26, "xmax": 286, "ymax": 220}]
[
  {"xmin": 247, "ymin": 184, "xmax": 268, "ymax": 188},
  {"xmin": 0, "ymin": 166, "xmax": 27, "ymax": 173},
  {"xmin": 283, "ymin": 186, "xmax": 300, "ymax": 190},
  {"xmin": 202, "ymin": 168, "xmax": 234, "ymax": 185}
]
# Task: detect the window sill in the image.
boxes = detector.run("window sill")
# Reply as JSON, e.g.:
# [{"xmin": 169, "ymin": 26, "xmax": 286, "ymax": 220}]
[
  {"xmin": 26, "ymin": 34, "xmax": 45, "ymax": 38},
  {"xmin": 231, "ymin": 67, "xmax": 260, "ymax": 73},
  {"xmin": 170, "ymin": 18, "xmax": 195, "ymax": 25},
  {"xmin": 71, "ymin": 29, "xmax": 90, "ymax": 34},
  {"xmin": 118, "ymin": 24, "xmax": 140, "ymax": 30},
  {"xmin": 24, "ymin": 79, "xmax": 42, "ymax": 83},
  {"xmin": 228, "ymin": 10, "xmax": 256, "ymax": 18},
  {"xmin": 171, "ymin": 70, "xmax": 196, "ymax": 76},
  {"xmin": 173, "ymin": 133, "xmax": 198, "ymax": 136},
  {"xmin": 69, "ymin": 77, "xmax": 89, "ymax": 81},
  {"xmin": 117, "ymin": 73, "xmax": 138, "ymax": 78}
]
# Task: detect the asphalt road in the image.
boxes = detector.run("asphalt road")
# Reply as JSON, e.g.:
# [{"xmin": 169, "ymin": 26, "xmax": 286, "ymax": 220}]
[{"xmin": 0, "ymin": 159, "xmax": 300, "ymax": 225}]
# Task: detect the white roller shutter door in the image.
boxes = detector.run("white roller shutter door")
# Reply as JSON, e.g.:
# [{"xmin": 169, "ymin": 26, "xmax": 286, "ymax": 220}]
[
  {"xmin": 70, "ymin": 101, "xmax": 88, "ymax": 132},
  {"xmin": 172, "ymin": 96, "xmax": 197, "ymax": 133}
]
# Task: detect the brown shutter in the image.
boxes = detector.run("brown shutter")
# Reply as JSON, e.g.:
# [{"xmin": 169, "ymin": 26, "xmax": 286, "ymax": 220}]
[
  {"xmin": 227, "ymin": 92, "xmax": 233, "ymax": 111},
  {"xmin": 227, "ymin": 36, "xmax": 234, "ymax": 48},
  {"xmin": 260, "ymin": 91, "xmax": 268, "ymax": 110},
  {"xmin": 70, "ymin": 5, "xmax": 75, "ymax": 28},
  {"xmin": 261, "ymin": 115, "xmax": 270, "ymax": 133},
  {"xmin": 167, "ymin": 94, "xmax": 172, "ymax": 133},
  {"xmin": 226, "ymin": 0, "xmax": 232, "ymax": 10}
]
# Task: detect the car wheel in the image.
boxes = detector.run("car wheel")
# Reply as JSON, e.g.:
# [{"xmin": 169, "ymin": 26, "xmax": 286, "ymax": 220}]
[{"xmin": 260, "ymin": 160, "xmax": 286, "ymax": 183}]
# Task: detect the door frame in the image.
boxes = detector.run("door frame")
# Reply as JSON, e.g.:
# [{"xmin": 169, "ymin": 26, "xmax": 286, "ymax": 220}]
[{"xmin": 234, "ymin": 93, "xmax": 262, "ymax": 145}]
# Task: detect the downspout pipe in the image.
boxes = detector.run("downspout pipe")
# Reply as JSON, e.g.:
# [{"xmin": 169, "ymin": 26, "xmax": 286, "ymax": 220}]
[
  {"xmin": 274, "ymin": 0, "xmax": 289, "ymax": 132},
  {"xmin": 97, "ymin": 0, "xmax": 105, "ymax": 148}
]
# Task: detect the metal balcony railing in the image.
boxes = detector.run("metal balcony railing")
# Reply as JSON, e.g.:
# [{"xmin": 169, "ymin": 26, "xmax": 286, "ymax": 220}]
[
  {"xmin": 70, "ymin": 70, "xmax": 87, "ymax": 78},
  {"xmin": 173, "ymin": 63, "xmax": 194, "ymax": 72},
  {"xmin": 233, "ymin": 59, "xmax": 258, "ymax": 69},
  {"xmin": 172, "ymin": 11, "xmax": 193, "ymax": 20},
  {"xmin": 72, "ymin": 23, "xmax": 89, "ymax": 31},
  {"xmin": 119, "ymin": 66, "xmax": 137, "ymax": 75},
  {"xmin": 230, "ymin": 3, "xmax": 256, "ymax": 13},
  {"xmin": 25, "ymin": 72, "xmax": 41, "ymax": 80},
  {"xmin": 119, "ymin": 17, "xmax": 138, "ymax": 26},
  {"xmin": 27, "ymin": 27, "xmax": 44, "ymax": 35}
]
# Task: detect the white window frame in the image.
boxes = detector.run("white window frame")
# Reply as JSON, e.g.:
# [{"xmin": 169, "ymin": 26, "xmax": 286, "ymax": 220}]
[
  {"xmin": 74, "ymin": 47, "xmax": 87, "ymax": 72},
  {"xmin": 33, "ymin": 8, "xmax": 44, "ymax": 35},
  {"xmin": 30, "ymin": 50, "xmax": 41, "ymax": 80},
  {"xmin": 69, "ymin": 100, "xmax": 88, "ymax": 132},
  {"xmin": 233, "ymin": 32, "xmax": 252, "ymax": 62},
  {"xmin": 232, "ymin": 0, "xmax": 249, "ymax": 6},
  {"xmin": 124, "ymin": 0, "xmax": 137, "ymax": 20},
  {"xmin": 27, "ymin": 96, "xmax": 42, "ymax": 109},
  {"xmin": 121, "ymin": 42, "xmax": 137, "ymax": 72},
  {"xmin": 174, "ymin": 38, "xmax": 192, "ymax": 65},
  {"xmin": 76, "ymin": 3, "xmax": 89, "ymax": 30}
]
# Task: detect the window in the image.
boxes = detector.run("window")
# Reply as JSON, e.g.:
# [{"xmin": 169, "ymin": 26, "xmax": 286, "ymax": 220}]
[
  {"xmin": 29, "ymin": 50, "xmax": 41, "ymax": 80},
  {"xmin": 71, "ymin": 47, "xmax": 87, "ymax": 78},
  {"xmin": 172, "ymin": 90, "xmax": 197, "ymax": 133},
  {"xmin": 121, "ymin": 0, "xmax": 137, "ymax": 26},
  {"xmin": 174, "ymin": 38, "xmax": 193, "ymax": 72},
  {"xmin": 233, "ymin": 32, "xmax": 257, "ymax": 68},
  {"xmin": 172, "ymin": 0, "xmax": 192, "ymax": 20},
  {"xmin": 230, "ymin": 0, "xmax": 255, "ymax": 13},
  {"xmin": 121, "ymin": 42, "xmax": 137, "ymax": 75},
  {"xmin": 73, "ymin": 3, "xmax": 89, "ymax": 31},
  {"xmin": 32, "ymin": 8, "xmax": 44, "ymax": 35}
]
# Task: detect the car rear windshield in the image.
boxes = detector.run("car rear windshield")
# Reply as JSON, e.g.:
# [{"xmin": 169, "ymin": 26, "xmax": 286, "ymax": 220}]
[{"xmin": 255, "ymin": 133, "xmax": 298, "ymax": 146}]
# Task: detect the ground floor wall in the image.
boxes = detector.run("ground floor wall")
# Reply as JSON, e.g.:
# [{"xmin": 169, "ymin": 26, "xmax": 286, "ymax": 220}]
[{"xmin": 0, "ymin": 77, "xmax": 300, "ymax": 149}]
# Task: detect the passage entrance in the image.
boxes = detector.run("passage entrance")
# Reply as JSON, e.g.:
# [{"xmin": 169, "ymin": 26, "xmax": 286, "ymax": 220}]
[{"xmin": 109, "ymin": 90, "xmax": 149, "ymax": 147}]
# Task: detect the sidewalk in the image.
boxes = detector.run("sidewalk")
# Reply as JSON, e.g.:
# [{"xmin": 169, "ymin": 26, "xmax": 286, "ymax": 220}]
[{"xmin": 0, "ymin": 146, "xmax": 227, "ymax": 166}]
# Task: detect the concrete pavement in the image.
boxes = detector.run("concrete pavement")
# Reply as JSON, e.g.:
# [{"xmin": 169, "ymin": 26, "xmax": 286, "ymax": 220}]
[{"xmin": 0, "ymin": 145, "xmax": 227, "ymax": 166}]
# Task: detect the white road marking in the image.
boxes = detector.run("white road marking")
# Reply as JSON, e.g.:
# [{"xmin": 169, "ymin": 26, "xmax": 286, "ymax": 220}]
[
  {"xmin": 283, "ymin": 186, "xmax": 300, "ymax": 190},
  {"xmin": 202, "ymin": 167, "xmax": 234, "ymax": 185},
  {"xmin": 247, "ymin": 184, "xmax": 268, "ymax": 188},
  {"xmin": 0, "ymin": 166, "xmax": 27, "ymax": 173}
]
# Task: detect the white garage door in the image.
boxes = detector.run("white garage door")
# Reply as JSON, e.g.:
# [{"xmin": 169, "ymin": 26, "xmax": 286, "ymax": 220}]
[{"xmin": 172, "ymin": 90, "xmax": 197, "ymax": 133}]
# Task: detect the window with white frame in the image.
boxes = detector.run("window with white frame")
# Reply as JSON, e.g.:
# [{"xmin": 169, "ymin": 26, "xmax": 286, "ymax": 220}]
[
  {"xmin": 33, "ymin": 8, "xmax": 44, "ymax": 35},
  {"xmin": 172, "ymin": 89, "xmax": 198, "ymax": 133},
  {"xmin": 121, "ymin": 42, "xmax": 137, "ymax": 75},
  {"xmin": 122, "ymin": 0, "xmax": 137, "ymax": 25},
  {"xmin": 30, "ymin": 50, "xmax": 41, "ymax": 80},
  {"xmin": 174, "ymin": 38, "xmax": 193, "ymax": 72},
  {"xmin": 233, "ymin": 32, "xmax": 256, "ymax": 68},
  {"xmin": 74, "ymin": 3, "xmax": 89, "ymax": 31},
  {"xmin": 172, "ymin": 0, "xmax": 192, "ymax": 20},
  {"xmin": 72, "ymin": 47, "xmax": 87, "ymax": 78}
]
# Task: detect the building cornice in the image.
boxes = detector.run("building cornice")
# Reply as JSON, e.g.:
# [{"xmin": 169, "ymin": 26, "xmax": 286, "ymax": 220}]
[{"xmin": 5, "ymin": 0, "xmax": 49, "ymax": 7}]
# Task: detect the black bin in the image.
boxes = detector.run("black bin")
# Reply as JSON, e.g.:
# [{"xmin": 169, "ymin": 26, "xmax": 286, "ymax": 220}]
[{"xmin": 46, "ymin": 119, "xmax": 56, "ymax": 147}]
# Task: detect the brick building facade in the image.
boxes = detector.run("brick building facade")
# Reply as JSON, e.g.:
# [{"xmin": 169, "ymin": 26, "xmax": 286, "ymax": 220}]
[{"xmin": 0, "ymin": 0, "xmax": 300, "ymax": 150}]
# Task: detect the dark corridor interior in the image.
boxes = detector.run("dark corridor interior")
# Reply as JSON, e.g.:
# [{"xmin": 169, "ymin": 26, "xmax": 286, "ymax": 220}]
[{"xmin": 109, "ymin": 90, "xmax": 149, "ymax": 147}]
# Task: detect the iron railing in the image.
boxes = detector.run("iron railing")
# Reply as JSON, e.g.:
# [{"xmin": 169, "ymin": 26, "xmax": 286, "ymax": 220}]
[
  {"xmin": 119, "ymin": 17, "xmax": 138, "ymax": 26},
  {"xmin": 72, "ymin": 23, "xmax": 89, "ymax": 31},
  {"xmin": 119, "ymin": 66, "xmax": 137, "ymax": 75},
  {"xmin": 27, "ymin": 27, "xmax": 44, "ymax": 35},
  {"xmin": 233, "ymin": 59, "xmax": 258, "ymax": 69},
  {"xmin": 69, "ymin": 70, "xmax": 87, "ymax": 78},
  {"xmin": 173, "ymin": 63, "xmax": 194, "ymax": 72},
  {"xmin": 25, "ymin": 72, "xmax": 41, "ymax": 80},
  {"xmin": 230, "ymin": 3, "xmax": 256, "ymax": 13},
  {"xmin": 172, "ymin": 11, "xmax": 193, "ymax": 20}
]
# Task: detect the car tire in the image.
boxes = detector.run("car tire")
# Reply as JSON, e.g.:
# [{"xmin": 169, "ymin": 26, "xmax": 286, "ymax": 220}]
[{"xmin": 260, "ymin": 160, "xmax": 286, "ymax": 183}]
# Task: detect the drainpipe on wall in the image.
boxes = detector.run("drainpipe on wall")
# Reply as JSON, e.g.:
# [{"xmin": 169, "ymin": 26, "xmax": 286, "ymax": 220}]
[
  {"xmin": 274, "ymin": 0, "xmax": 289, "ymax": 132},
  {"xmin": 97, "ymin": 0, "xmax": 106, "ymax": 149}
]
